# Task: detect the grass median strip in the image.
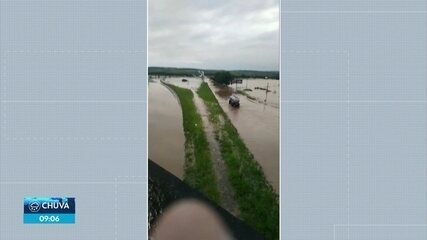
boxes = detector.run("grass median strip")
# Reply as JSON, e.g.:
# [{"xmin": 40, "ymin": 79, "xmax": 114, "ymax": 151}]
[
  {"xmin": 162, "ymin": 82, "xmax": 220, "ymax": 203},
  {"xmin": 197, "ymin": 82, "xmax": 279, "ymax": 240}
]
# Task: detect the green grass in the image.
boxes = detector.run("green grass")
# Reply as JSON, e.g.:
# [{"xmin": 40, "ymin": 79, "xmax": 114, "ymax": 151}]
[
  {"xmin": 163, "ymin": 82, "xmax": 220, "ymax": 203},
  {"xmin": 197, "ymin": 82, "xmax": 279, "ymax": 240}
]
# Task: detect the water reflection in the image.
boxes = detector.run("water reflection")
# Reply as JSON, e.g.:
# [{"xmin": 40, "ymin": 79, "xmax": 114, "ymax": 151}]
[{"xmin": 148, "ymin": 79, "xmax": 186, "ymax": 178}]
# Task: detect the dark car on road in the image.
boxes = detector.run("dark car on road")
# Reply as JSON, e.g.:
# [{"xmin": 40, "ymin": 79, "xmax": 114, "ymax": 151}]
[{"xmin": 229, "ymin": 95, "xmax": 240, "ymax": 107}]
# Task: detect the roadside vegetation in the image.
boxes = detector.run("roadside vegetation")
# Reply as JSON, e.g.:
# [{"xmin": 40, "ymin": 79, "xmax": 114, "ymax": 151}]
[
  {"xmin": 163, "ymin": 82, "xmax": 220, "ymax": 203},
  {"xmin": 212, "ymin": 71, "xmax": 234, "ymax": 85},
  {"xmin": 197, "ymin": 82, "xmax": 279, "ymax": 240}
]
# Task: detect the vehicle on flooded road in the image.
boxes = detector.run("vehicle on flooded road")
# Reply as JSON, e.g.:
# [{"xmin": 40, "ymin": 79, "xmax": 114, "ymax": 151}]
[{"xmin": 229, "ymin": 95, "xmax": 240, "ymax": 107}]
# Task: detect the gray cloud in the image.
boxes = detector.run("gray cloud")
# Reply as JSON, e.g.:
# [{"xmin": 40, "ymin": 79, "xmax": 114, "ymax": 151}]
[{"xmin": 149, "ymin": 0, "xmax": 279, "ymax": 71}]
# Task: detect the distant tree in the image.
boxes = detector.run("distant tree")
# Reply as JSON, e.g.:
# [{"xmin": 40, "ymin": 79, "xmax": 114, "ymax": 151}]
[{"xmin": 213, "ymin": 71, "xmax": 234, "ymax": 85}]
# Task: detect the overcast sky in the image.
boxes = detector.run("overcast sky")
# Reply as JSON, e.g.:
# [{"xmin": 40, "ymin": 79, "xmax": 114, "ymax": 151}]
[{"xmin": 149, "ymin": 0, "xmax": 279, "ymax": 71}]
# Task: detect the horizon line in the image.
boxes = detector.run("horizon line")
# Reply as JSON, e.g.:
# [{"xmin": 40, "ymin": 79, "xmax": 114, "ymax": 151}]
[{"xmin": 148, "ymin": 66, "xmax": 280, "ymax": 72}]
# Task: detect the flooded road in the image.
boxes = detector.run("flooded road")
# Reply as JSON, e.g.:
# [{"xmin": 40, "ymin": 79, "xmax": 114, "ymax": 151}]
[
  {"xmin": 209, "ymin": 79, "xmax": 280, "ymax": 191},
  {"xmin": 232, "ymin": 78, "xmax": 280, "ymax": 107},
  {"xmin": 162, "ymin": 76, "xmax": 203, "ymax": 90},
  {"xmin": 148, "ymin": 78, "xmax": 185, "ymax": 178},
  {"xmin": 149, "ymin": 76, "xmax": 279, "ymax": 192}
]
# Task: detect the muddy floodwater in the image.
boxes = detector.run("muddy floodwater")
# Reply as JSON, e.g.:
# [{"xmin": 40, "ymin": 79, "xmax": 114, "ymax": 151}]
[
  {"xmin": 162, "ymin": 76, "xmax": 203, "ymax": 90},
  {"xmin": 209, "ymin": 79, "xmax": 279, "ymax": 191},
  {"xmin": 148, "ymin": 78, "xmax": 185, "ymax": 178},
  {"xmin": 233, "ymin": 79, "xmax": 279, "ymax": 107},
  {"xmin": 149, "ymin": 76, "xmax": 279, "ymax": 192}
]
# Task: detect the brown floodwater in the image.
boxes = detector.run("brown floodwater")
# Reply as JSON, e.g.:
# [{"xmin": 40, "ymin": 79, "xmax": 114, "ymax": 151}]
[
  {"xmin": 162, "ymin": 76, "xmax": 203, "ymax": 90},
  {"xmin": 148, "ymin": 78, "xmax": 185, "ymax": 178},
  {"xmin": 230, "ymin": 78, "xmax": 280, "ymax": 108},
  {"xmin": 149, "ymin": 76, "xmax": 279, "ymax": 192},
  {"xmin": 209, "ymin": 79, "xmax": 279, "ymax": 192}
]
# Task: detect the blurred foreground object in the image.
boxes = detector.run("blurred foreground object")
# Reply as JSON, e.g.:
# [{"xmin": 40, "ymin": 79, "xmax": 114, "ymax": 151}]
[
  {"xmin": 148, "ymin": 159, "xmax": 265, "ymax": 239},
  {"xmin": 152, "ymin": 200, "xmax": 231, "ymax": 240}
]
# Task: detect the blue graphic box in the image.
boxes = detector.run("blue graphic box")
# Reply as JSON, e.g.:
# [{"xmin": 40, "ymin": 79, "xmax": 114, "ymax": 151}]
[{"xmin": 24, "ymin": 197, "xmax": 75, "ymax": 224}]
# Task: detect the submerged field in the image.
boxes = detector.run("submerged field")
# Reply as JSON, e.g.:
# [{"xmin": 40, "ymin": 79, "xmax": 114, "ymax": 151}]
[
  {"xmin": 161, "ymin": 79, "xmax": 279, "ymax": 239},
  {"xmin": 148, "ymin": 80, "xmax": 185, "ymax": 178},
  {"xmin": 197, "ymin": 82, "xmax": 279, "ymax": 240}
]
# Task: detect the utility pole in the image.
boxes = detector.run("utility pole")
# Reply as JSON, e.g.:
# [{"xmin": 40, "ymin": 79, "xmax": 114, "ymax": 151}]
[{"xmin": 265, "ymin": 82, "xmax": 269, "ymax": 103}]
